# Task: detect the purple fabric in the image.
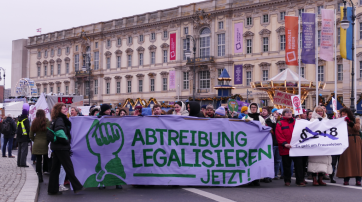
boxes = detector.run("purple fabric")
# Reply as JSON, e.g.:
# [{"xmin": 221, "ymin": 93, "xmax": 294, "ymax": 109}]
[
  {"xmin": 234, "ymin": 65, "xmax": 243, "ymax": 85},
  {"xmin": 301, "ymin": 13, "xmax": 316, "ymax": 64},
  {"xmin": 237, "ymin": 101, "xmax": 249, "ymax": 111}
]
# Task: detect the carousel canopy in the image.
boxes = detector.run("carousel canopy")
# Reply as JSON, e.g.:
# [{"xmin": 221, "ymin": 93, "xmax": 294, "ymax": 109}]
[{"xmin": 269, "ymin": 68, "xmax": 308, "ymax": 82}]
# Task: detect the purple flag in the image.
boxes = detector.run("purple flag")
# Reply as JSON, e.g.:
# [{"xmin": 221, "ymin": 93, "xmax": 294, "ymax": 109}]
[
  {"xmin": 234, "ymin": 65, "xmax": 242, "ymax": 85},
  {"xmin": 301, "ymin": 13, "xmax": 316, "ymax": 64},
  {"xmin": 234, "ymin": 23, "xmax": 243, "ymax": 54}
]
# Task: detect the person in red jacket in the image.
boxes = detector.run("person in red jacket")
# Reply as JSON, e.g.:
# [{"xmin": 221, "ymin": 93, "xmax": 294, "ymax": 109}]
[{"xmin": 276, "ymin": 108, "xmax": 306, "ymax": 187}]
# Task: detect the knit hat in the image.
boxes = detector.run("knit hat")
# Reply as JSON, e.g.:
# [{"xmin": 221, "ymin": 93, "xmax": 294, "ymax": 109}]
[
  {"xmin": 259, "ymin": 108, "xmax": 262, "ymax": 113},
  {"xmin": 271, "ymin": 108, "xmax": 278, "ymax": 113},
  {"xmin": 22, "ymin": 103, "xmax": 29, "ymax": 116},
  {"xmin": 206, "ymin": 104, "xmax": 214, "ymax": 110},
  {"xmin": 100, "ymin": 104, "xmax": 111, "ymax": 113},
  {"xmin": 215, "ymin": 106, "xmax": 226, "ymax": 116},
  {"xmin": 201, "ymin": 105, "xmax": 207, "ymax": 109},
  {"xmin": 135, "ymin": 106, "xmax": 142, "ymax": 113},
  {"xmin": 241, "ymin": 106, "xmax": 248, "ymax": 113}
]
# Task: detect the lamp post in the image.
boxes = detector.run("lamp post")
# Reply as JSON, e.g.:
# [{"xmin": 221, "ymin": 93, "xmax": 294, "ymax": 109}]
[
  {"xmin": 0, "ymin": 67, "xmax": 5, "ymax": 103},
  {"xmin": 341, "ymin": 0, "xmax": 356, "ymax": 113},
  {"xmin": 184, "ymin": 35, "xmax": 196, "ymax": 101},
  {"xmin": 80, "ymin": 31, "xmax": 91, "ymax": 106}
]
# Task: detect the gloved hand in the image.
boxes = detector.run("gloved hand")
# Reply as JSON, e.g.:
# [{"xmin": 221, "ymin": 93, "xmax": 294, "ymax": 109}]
[
  {"xmin": 318, "ymin": 118, "xmax": 323, "ymax": 121},
  {"xmin": 345, "ymin": 117, "xmax": 350, "ymax": 123}
]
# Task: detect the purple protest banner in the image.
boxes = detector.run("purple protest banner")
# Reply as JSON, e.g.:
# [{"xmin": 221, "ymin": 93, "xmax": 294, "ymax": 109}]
[
  {"xmin": 234, "ymin": 23, "xmax": 243, "ymax": 54},
  {"xmin": 234, "ymin": 64, "xmax": 243, "ymax": 85},
  {"xmin": 301, "ymin": 13, "xmax": 316, "ymax": 64}
]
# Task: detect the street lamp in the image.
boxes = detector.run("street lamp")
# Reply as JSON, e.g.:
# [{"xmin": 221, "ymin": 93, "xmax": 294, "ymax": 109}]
[
  {"xmin": 80, "ymin": 31, "xmax": 91, "ymax": 106},
  {"xmin": 0, "ymin": 67, "xmax": 5, "ymax": 103},
  {"xmin": 185, "ymin": 35, "xmax": 196, "ymax": 101},
  {"xmin": 341, "ymin": 0, "xmax": 356, "ymax": 114}
]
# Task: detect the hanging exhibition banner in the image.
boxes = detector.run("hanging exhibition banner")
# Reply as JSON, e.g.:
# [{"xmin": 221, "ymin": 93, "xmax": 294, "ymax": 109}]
[
  {"xmin": 301, "ymin": 13, "xmax": 316, "ymax": 64},
  {"xmin": 291, "ymin": 95, "xmax": 303, "ymax": 115},
  {"xmin": 169, "ymin": 71, "xmax": 175, "ymax": 89},
  {"xmin": 234, "ymin": 65, "xmax": 243, "ymax": 85},
  {"xmin": 234, "ymin": 23, "xmax": 243, "ymax": 54},
  {"xmin": 273, "ymin": 90, "xmax": 293, "ymax": 108},
  {"xmin": 290, "ymin": 119, "xmax": 349, "ymax": 157},
  {"xmin": 70, "ymin": 116, "xmax": 273, "ymax": 187},
  {"xmin": 285, "ymin": 16, "xmax": 299, "ymax": 66},
  {"xmin": 319, "ymin": 9, "xmax": 334, "ymax": 61},
  {"xmin": 170, "ymin": 33, "xmax": 176, "ymax": 60}
]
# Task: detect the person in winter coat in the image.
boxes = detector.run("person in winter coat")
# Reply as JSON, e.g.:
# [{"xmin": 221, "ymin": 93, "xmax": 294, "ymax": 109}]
[
  {"xmin": 187, "ymin": 102, "xmax": 205, "ymax": 118},
  {"xmin": 48, "ymin": 103, "xmax": 84, "ymax": 195},
  {"xmin": 266, "ymin": 108, "xmax": 281, "ymax": 180},
  {"xmin": 172, "ymin": 101, "xmax": 189, "ymax": 116},
  {"xmin": 308, "ymin": 106, "xmax": 332, "ymax": 186},
  {"xmin": 204, "ymin": 104, "xmax": 215, "ymax": 118},
  {"xmin": 242, "ymin": 103, "xmax": 266, "ymax": 126},
  {"xmin": 337, "ymin": 107, "xmax": 362, "ymax": 186},
  {"xmin": 214, "ymin": 106, "xmax": 227, "ymax": 118},
  {"xmin": 238, "ymin": 106, "xmax": 248, "ymax": 119},
  {"xmin": 1, "ymin": 114, "xmax": 16, "ymax": 158},
  {"xmin": 29, "ymin": 109, "xmax": 50, "ymax": 183},
  {"xmin": 276, "ymin": 108, "xmax": 306, "ymax": 187},
  {"xmin": 17, "ymin": 104, "xmax": 30, "ymax": 167}
]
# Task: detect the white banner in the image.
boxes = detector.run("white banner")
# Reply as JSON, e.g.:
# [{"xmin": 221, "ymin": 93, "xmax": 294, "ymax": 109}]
[
  {"xmin": 291, "ymin": 95, "xmax": 302, "ymax": 115},
  {"xmin": 290, "ymin": 119, "xmax": 349, "ymax": 157},
  {"xmin": 29, "ymin": 93, "xmax": 51, "ymax": 122},
  {"xmin": 332, "ymin": 97, "xmax": 337, "ymax": 113}
]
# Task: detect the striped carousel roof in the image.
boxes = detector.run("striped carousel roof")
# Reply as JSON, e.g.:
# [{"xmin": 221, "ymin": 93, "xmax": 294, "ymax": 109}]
[{"xmin": 269, "ymin": 68, "xmax": 309, "ymax": 82}]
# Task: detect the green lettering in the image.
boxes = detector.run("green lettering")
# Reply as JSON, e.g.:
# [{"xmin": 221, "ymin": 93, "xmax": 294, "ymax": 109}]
[
  {"xmin": 210, "ymin": 132, "xmax": 221, "ymax": 148},
  {"xmin": 167, "ymin": 149, "xmax": 181, "ymax": 167},
  {"xmin": 214, "ymin": 150, "xmax": 224, "ymax": 167},
  {"xmin": 132, "ymin": 129, "xmax": 145, "ymax": 146},
  {"xmin": 181, "ymin": 149, "xmax": 193, "ymax": 167},
  {"xmin": 179, "ymin": 130, "xmax": 189, "ymax": 146},
  {"xmin": 153, "ymin": 148, "xmax": 167, "ymax": 167},
  {"xmin": 155, "ymin": 129, "xmax": 167, "ymax": 145},
  {"xmin": 193, "ymin": 149, "xmax": 202, "ymax": 167},
  {"xmin": 198, "ymin": 131, "xmax": 209, "ymax": 147},
  {"xmin": 248, "ymin": 149, "xmax": 258, "ymax": 166},
  {"xmin": 143, "ymin": 149, "xmax": 153, "ymax": 167},
  {"xmin": 201, "ymin": 150, "xmax": 215, "ymax": 168},
  {"xmin": 222, "ymin": 132, "xmax": 234, "ymax": 147},
  {"xmin": 224, "ymin": 149, "xmax": 235, "ymax": 167},
  {"xmin": 168, "ymin": 130, "xmax": 179, "ymax": 145},
  {"xmin": 201, "ymin": 169, "xmax": 210, "ymax": 184},
  {"xmin": 190, "ymin": 130, "xmax": 197, "ymax": 146},
  {"xmin": 145, "ymin": 128, "xmax": 157, "ymax": 145},
  {"xmin": 228, "ymin": 171, "xmax": 237, "ymax": 184},
  {"xmin": 258, "ymin": 145, "xmax": 272, "ymax": 160},
  {"xmin": 212, "ymin": 170, "xmax": 220, "ymax": 185},
  {"xmin": 235, "ymin": 131, "xmax": 247, "ymax": 147},
  {"xmin": 236, "ymin": 150, "xmax": 248, "ymax": 167},
  {"xmin": 132, "ymin": 150, "xmax": 142, "ymax": 168}
]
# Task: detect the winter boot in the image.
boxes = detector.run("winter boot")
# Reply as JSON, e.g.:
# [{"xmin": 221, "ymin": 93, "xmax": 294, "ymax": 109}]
[
  {"xmin": 329, "ymin": 173, "xmax": 336, "ymax": 183},
  {"xmin": 37, "ymin": 173, "xmax": 43, "ymax": 183},
  {"xmin": 318, "ymin": 176, "xmax": 327, "ymax": 186},
  {"xmin": 312, "ymin": 176, "xmax": 319, "ymax": 186}
]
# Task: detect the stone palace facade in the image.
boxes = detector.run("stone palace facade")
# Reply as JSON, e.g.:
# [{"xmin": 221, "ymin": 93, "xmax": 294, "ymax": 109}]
[{"xmin": 11, "ymin": 0, "xmax": 362, "ymax": 109}]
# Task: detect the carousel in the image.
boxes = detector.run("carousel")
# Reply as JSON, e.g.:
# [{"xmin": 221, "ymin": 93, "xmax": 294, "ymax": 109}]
[{"xmin": 251, "ymin": 68, "xmax": 326, "ymax": 109}]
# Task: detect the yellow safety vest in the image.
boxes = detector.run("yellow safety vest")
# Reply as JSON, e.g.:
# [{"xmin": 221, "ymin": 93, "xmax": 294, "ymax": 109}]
[{"xmin": 17, "ymin": 118, "xmax": 28, "ymax": 136}]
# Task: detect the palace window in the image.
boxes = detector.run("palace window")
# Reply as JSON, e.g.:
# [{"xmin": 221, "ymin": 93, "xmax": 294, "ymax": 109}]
[
  {"xmin": 139, "ymin": 35, "xmax": 144, "ymax": 42},
  {"xmin": 199, "ymin": 71, "xmax": 210, "ymax": 89},
  {"xmin": 94, "ymin": 52, "xmax": 99, "ymax": 70},
  {"xmin": 318, "ymin": 30, "xmax": 321, "ymax": 46},
  {"xmin": 163, "ymin": 50, "xmax": 168, "ymax": 63},
  {"xmin": 218, "ymin": 33, "xmax": 225, "ymax": 56},
  {"xmin": 317, "ymin": 6, "xmax": 323, "ymax": 15},
  {"xmin": 128, "ymin": 36, "xmax": 132, "ymax": 44},
  {"xmin": 263, "ymin": 37, "xmax": 269, "ymax": 52},
  {"xmin": 218, "ymin": 21, "xmax": 224, "ymax": 30},
  {"xmin": 57, "ymin": 48, "xmax": 61, "ymax": 55},
  {"xmin": 57, "ymin": 64, "xmax": 61, "ymax": 75},
  {"xmin": 183, "ymin": 38, "xmax": 190, "ymax": 60},
  {"xmin": 51, "ymin": 49, "xmax": 54, "ymax": 56},
  {"xmin": 184, "ymin": 27, "xmax": 188, "ymax": 35},
  {"xmin": 263, "ymin": 14, "xmax": 268, "ymax": 23},
  {"xmin": 65, "ymin": 86, "xmax": 69, "ymax": 95},
  {"xmin": 150, "ymin": 79, "xmax": 155, "ymax": 92},
  {"xmin": 247, "ymin": 39, "xmax": 252, "ymax": 54},
  {"xmin": 44, "ymin": 88, "xmax": 47, "ymax": 93},
  {"xmin": 117, "ymin": 56, "xmax": 121, "ymax": 68},
  {"xmin": 163, "ymin": 78, "xmax": 168, "ymax": 91},
  {"xmin": 151, "ymin": 33, "xmax": 156, "ymax": 40},
  {"xmin": 37, "ymin": 67, "xmax": 40, "ymax": 76},
  {"xmin": 106, "ymin": 82, "xmax": 110, "ymax": 94},
  {"xmin": 338, "ymin": 64, "xmax": 343, "ymax": 81},
  {"xmin": 128, "ymin": 55, "xmax": 132, "ymax": 67},
  {"xmin": 107, "ymin": 39, "xmax": 111, "ymax": 47},
  {"xmin": 66, "ymin": 47, "xmax": 70, "ymax": 54},
  {"xmin": 106, "ymin": 57, "xmax": 111, "ymax": 69},
  {"xmin": 280, "ymin": 12, "xmax": 286, "ymax": 21},
  {"xmin": 44, "ymin": 50, "xmax": 48, "ymax": 57},
  {"xmin": 338, "ymin": 28, "xmax": 340, "ymax": 44},
  {"xmin": 84, "ymin": 46, "xmax": 91, "ymax": 68},
  {"xmin": 66, "ymin": 63, "xmax": 69, "ymax": 74},
  {"xmin": 118, "ymin": 38, "xmax": 122, "ymax": 45},
  {"xmin": 139, "ymin": 80, "xmax": 143, "ymax": 92},
  {"xmin": 44, "ymin": 65, "xmax": 47, "ymax": 76},
  {"xmin": 117, "ymin": 82, "xmax": 120, "ymax": 93},
  {"xmin": 75, "ymin": 45, "xmax": 78, "ymax": 52},
  {"xmin": 127, "ymin": 81, "xmax": 132, "ymax": 93},
  {"xmin": 94, "ymin": 80, "xmax": 98, "ymax": 95},
  {"xmin": 246, "ymin": 17, "xmax": 252, "ymax": 26},
  {"xmin": 163, "ymin": 31, "xmax": 168, "ymax": 38},
  {"xmin": 218, "ymin": 69, "xmax": 223, "ymax": 85},
  {"xmin": 50, "ymin": 65, "xmax": 54, "ymax": 75},
  {"xmin": 151, "ymin": 52, "xmax": 155, "ymax": 64},
  {"xmin": 183, "ymin": 72, "xmax": 189, "ymax": 89},
  {"xmin": 301, "ymin": 67, "xmax": 305, "ymax": 78},
  {"xmin": 139, "ymin": 53, "xmax": 143, "ymax": 66},
  {"xmin": 246, "ymin": 71, "xmax": 252, "ymax": 86},
  {"xmin": 57, "ymin": 86, "xmax": 60, "ymax": 94},
  {"xmin": 200, "ymin": 28, "xmax": 211, "ymax": 57},
  {"xmin": 95, "ymin": 42, "xmax": 98, "ymax": 48},
  {"xmin": 318, "ymin": 66, "xmax": 324, "ymax": 81},
  {"xmin": 280, "ymin": 35, "xmax": 286, "ymax": 51},
  {"xmin": 75, "ymin": 54, "xmax": 79, "ymax": 71},
  {"xmin": 298, "ymin": 8, "xmax": 304, "ymax": 17},
  {"xmin": 262, "ymin": 70, "xmax": 268, "ymax": 81}
]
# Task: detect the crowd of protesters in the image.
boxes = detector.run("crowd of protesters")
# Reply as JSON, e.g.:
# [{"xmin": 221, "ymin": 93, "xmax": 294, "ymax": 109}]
[{"xmin": 1, "ymin": 100, "xmax": 361, "ymax": 196}]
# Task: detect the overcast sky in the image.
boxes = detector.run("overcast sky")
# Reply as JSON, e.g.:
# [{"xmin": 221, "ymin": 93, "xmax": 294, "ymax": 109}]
[{"xmin": 0, "ymin": 0, "xmax": 198, "ymax": 88}]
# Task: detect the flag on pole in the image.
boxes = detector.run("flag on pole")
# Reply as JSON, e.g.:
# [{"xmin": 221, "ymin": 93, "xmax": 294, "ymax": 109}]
[
  {"xmin": 319, "ymin": 9, "xmax": 334, "ymax": 61},
  {"xmin": 285, "ymin": 16, "xmax": 299, "ymax": 66},
  {"xmin": 37, "ymin": 28, "xmax": 41, "ymax": 34},
  {"xmin": 301, "ymin": 13, "xmax": 316, "ymax": 64},
  {"xmin": 340, "ymin": 7, "xmax": 353, "ymax": 60}
]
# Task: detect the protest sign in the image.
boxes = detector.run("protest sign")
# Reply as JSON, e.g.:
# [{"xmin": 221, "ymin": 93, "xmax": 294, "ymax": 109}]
[
  {"xmin": 228, "ymin": 99, "xmax": 239, "ymax": 112},
  {"xmin": 291, "ymin": 95, "xmax": 302, "ymax": 115},
  {"xmin": 70, "ymin": 116, "xmax": 273, "ymax": 187},
  {"xmin": 273, "ymin": 90, "xmax": 293, "ymax": 108},
  {"xmin": 332, "ymin": 97, "xmax": 337, "ymax": 113},
  {"xmin": 29, "ymin": 93, "xmax": 50, "ymax": 122},
  {"xmin": 290, "ymin": 119, "xmax": 349, "ymax": 157}
]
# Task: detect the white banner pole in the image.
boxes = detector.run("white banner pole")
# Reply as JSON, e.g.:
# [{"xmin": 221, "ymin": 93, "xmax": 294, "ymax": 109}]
[
  {"xmin": 298, "ymin": 16, "xmax": 302, "ymax": 100},
  {"xmin": 316, "ymin": 16, "xmax": 319, "ymax": 107},
  {"xmin": 334, "ymin": 9, "xmax": 338, "ymax": 105}
]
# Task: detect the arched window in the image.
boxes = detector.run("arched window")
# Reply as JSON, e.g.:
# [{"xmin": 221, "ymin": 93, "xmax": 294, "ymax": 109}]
[{"xmin": 200, "ymin": 28, "xmax": 211, "ymax": 57}]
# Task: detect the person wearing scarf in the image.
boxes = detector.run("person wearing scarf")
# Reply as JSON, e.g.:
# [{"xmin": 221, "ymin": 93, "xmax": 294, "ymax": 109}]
[{"xmin": 241, "ymin": 103, "xmax": 266, "ymax": 126}]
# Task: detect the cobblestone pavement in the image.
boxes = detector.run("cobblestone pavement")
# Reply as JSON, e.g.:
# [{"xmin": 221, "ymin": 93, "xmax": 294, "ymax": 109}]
[{"xmin": 0, "ymin": 155, "xmax": 26, "ymax": 202}]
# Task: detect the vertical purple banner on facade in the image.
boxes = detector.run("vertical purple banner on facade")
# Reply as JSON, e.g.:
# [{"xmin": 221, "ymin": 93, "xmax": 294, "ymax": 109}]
[
  {"xmin": 169, "ymin": 70, "xmax": 175, "ymax": 89},
  {"xmin": 234, "ymin": 65, "xmax": 243, "ymax": 85},
  {"xmin": 234, "ymin": 23, "xmax": 243, "ymax": 54},
  {"xmin": 301, "ymin": 13, "xmax": 316, "ymax": 64}
]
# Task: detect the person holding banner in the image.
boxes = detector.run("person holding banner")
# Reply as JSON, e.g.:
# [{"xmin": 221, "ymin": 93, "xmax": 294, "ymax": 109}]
[
  {"xmin": 48, "ymin": 103, "xmax": 84, "ymax": 195},
  {"xmin": 172, "ymin": 101, "xmax": 189, "ymax": 116},
  {"xmin": 186, "ymin": 102, "xmax": 205, "ymax": 117},
  {"xmin": 308, "ymin": 106, "xmax": 332, "ymax": 186},
  {"xmin": 276, "ymin": 108, "xmax": 305, "ymax": 187},
  {"xmin": 241, "ymin": 103, "xmax": 265, "ymax": 126},
  {"xmin": 336, "ymin": 107, "xmax": 362, "ymax": 186}
]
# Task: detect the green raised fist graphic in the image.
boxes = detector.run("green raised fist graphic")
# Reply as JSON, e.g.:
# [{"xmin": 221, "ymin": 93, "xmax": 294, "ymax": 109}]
[{"xmin": 84, "ymin": 119, "xmax": 126, "ymax": 188}]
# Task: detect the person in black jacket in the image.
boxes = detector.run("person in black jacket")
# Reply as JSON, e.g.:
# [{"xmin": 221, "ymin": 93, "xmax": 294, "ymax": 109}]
[
  {"xmin": 265, "ymin": 108, "xmax": 281, "ymax": 180},
  {"xmin": 2, "ymin": 114, "xmax": 16, "ymax": 158},
  {"xmin": 48, "ymin": 103, "xmax": 84, "ymax": 195},
  {"xmin": 17, "ymin": 106, "xmax": 30, "ymax": 167},
  {"xmin": 187, "ymin": 102, "xmax": 205, "ymax": 118}
]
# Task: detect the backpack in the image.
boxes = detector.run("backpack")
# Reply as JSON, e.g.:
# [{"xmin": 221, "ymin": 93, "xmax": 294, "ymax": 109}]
[
  {"xmin": 2, "ymin": 120, "xmax": 12, "ymax": 135},
  {"xmin": 46, "ymin": 119, "xmax": 56, "ymax": 143}
]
